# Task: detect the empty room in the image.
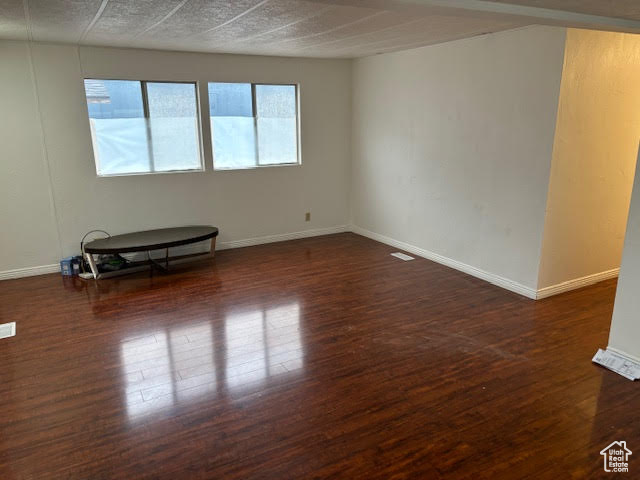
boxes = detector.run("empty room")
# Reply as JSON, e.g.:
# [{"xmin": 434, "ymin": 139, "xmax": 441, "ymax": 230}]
[{"xmin": 2, "ymin": 1, "xmax": 640, "ymax": 478}]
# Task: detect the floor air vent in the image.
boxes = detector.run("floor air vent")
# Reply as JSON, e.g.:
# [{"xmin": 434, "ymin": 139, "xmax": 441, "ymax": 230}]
[
  {"xmin": 391, "ymin": 252, "xmax": 415, "ymax": 261},
  {"xmin": 0, "ymin": 322, "xmax": 16, "ymax": 339}
]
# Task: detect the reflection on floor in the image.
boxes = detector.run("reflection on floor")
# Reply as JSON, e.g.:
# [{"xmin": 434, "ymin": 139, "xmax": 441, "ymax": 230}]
[{"xmin": 121, "ymin": 303, "xmax": 302, "ymax": 420}]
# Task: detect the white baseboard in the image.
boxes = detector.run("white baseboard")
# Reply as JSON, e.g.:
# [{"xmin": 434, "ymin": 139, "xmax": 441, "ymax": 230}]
[
  {"xmin": 0, "ymin": 225, "xmax": 619, "ymax": 301},
  {"xmin": 350, "ymin": 224, "xmax": 538, "ymax": 299},
  {"xmin": 0, "ymin": 225, "xmax": 349, "ymax": 281},
  {"xmin": 217, "ymin": 225, "xmax": 349, "ymax": 250},
  {"xmin": 0, "ymin": 264, "xmax": 60, "ymax": 281},
  {"xmin": 606, "ymin": 346, "xmax": 640, "ymax": 366},
  {"xmin": 536, "ymin": 268, "xmax": 619, "ymax": 299}
]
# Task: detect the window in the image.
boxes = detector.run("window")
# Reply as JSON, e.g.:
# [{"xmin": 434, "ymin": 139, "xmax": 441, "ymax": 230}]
[
  {"xmin": 209, "ymin": 83, "xmax": 299, "ymax": 169},
  {"xmin": 83, "ymin": 80, "xmax": 299, "ymax": 175},
  {"xmin": 84, "ymin": 79, "xmax": 202, "ymax": 176}
]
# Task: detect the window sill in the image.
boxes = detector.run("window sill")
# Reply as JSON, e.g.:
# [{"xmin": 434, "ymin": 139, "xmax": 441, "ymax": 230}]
[
  {"xmin": 95, "ymin": 162, "xmax": 302, "ymax": 176},
  {"xmin": 97, "ymin": 168, "xmax": 205, "ymax": 178},
  {"xmin": 213, "ymin": 163, "xmax": 301, "ymax": 172}
]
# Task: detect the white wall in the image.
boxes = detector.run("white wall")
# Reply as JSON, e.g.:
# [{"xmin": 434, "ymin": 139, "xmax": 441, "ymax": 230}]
[
  {"xmin": 537, "ymin": 29, "xmax": 640, "ymax": 290},
  {"xmin": 0, "ymin": 42, "xmax": 352, "ymax": 274},
  {"xmin": 350, "ymin": 26, "xmax": 567, "ymax": 292},
  {"xmin": 608, "ymin": 146, "xmax": 640, "ymax": 361},
  {"xmin": 0, "ymin": 42, "xmax": 61, "ymax": 273}
]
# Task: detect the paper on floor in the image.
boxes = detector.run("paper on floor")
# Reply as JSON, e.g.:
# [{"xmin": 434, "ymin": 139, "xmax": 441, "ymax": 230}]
[{"xmin": 593, "ymin": 348, "xmax": 640, "ymax": 381}]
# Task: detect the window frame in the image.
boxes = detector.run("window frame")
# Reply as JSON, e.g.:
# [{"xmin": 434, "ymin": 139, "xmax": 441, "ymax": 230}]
[
  {"xmin": 84, "ymin": 78, "xmax": 206, "ymax": 178},
  {"xmin": 209, "ymin": 82, "xmax": 301, "ymax": 171}
]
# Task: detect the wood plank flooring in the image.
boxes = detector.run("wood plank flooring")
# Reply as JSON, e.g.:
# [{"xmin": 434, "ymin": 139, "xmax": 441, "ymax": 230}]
[{"xmin": 0, "ymin": 233, "xmax": 636, "ymax": 479}]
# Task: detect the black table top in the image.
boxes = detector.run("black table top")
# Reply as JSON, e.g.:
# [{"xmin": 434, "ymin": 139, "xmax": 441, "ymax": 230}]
[{"xmin": 84, "ymin": 226, "xmax": 218, "ymax": 254}]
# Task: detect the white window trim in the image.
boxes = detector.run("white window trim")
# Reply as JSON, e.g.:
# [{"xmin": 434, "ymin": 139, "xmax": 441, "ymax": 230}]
[
  {"xmin": 209, "ymin": 82, "xmax": 302, "ymax": 171},
  {"xmin": 84, "ymin": 79, "xmax": 302, "ymax": 176},
  {"xmin": 84, "ymin": 78, "xmax": 206, "ymax": 178}
]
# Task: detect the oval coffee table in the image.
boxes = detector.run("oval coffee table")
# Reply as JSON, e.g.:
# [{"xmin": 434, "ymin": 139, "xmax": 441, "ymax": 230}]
[{"xmin": 83, "ymin": 226, "xmax": 218, "ymax": 279}]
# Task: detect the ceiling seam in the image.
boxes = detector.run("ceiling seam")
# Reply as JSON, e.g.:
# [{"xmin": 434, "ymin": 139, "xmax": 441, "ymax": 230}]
[
  {"xmin": 335, "ymin": 28, "xmax": 464, "ymax": 53},
  {"xmin": 134, "ymin": 0, "xmax": 191, "ymax": 38},
  {"xmin": 296, "ymin": 17, "xmax": 426, "ymax": 51},
  {"xmin": 270, "ymin": 10, "xmax": 386, "ymax": 45},
  {"xmin": 78, "ymin": 0, "xmax": 109, "ymax": 43},
  {"xmin": 340, "ymin": 24, "xmax": 517, "ymax": 56},
  {"xmin": 236, "ymin": 5, "xmax": 335, "ymax": 43},
  {"xmin": 188, "ymin": 0, "xmax": 271, "ymax": 38}
]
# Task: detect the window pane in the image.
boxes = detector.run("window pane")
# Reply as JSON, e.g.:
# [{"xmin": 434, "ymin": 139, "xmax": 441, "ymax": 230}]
[
  {"xmin": 84, "ymin": 79, "xmax": 151, "ymax": 175},
  {"xmin": 209, "ymin": 83, "xmax": 256, "ymax": 169},
  {"xmin": 146, "ymin": 82, "xmax": 201, "ymax": 172},
  {"xmin": 255, "ymin": 84, "xmax": 298, "ymax": 166},
  {"xmin": 83, "ymin": 79, "xmax": 202, "ymax": 176}
]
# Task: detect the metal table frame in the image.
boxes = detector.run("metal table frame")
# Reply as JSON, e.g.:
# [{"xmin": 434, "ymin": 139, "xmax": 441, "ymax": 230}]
[{"xmin": 84, "ymin": 229, "xmax": 217, "ymax": 280}]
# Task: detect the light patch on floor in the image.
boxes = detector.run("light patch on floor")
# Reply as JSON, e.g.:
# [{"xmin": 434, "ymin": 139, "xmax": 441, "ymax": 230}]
[
  {"xmin": 391, "ymin": 252, "xmax": 415, "ymax": 261},
  {"xmin": 0, "ymin": 322, "xmax": 16, "ymax": 339}
]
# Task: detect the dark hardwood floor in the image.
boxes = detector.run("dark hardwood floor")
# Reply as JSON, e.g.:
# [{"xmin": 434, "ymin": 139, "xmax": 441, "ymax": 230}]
[{"xmin": 0, "ymin": 233, "xmax": 636, "ymax": 479}]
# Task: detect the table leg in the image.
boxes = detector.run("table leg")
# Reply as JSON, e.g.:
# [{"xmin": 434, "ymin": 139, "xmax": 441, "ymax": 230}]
[
  {"xmin": 148, "ymin": 251, "xmax": 169, "ymax": 273},
  {"xmin": 210, "ymin": 237, "xmax": 217, "ymax": 258},
  {"xmin": 85, "ymin": 253, "xmax": 99, "ymax": 280}
]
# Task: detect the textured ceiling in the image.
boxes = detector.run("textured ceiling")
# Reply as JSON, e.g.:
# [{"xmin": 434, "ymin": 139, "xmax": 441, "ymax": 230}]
[{"xmin": 0, "ymin": 0, "xmax": 639, "ymax": 58}]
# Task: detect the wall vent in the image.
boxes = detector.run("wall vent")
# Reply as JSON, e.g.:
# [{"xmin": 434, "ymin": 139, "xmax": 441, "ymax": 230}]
[
  {"xmin": 391, "ymin": 252, "xmax": 415, "ymax": 261},
  {"xmin": 0, "ymin": 322, "xmax": 16, "ymax": 339}
]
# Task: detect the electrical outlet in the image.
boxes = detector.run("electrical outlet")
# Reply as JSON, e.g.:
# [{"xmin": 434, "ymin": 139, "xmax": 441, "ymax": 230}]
[{"xmin": 305, "ymin": 212, "xmax": 311, "ymax": 222}]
